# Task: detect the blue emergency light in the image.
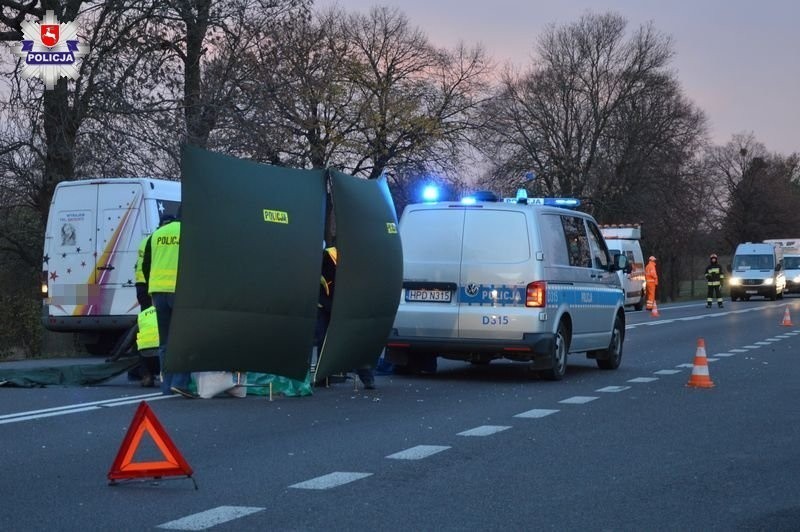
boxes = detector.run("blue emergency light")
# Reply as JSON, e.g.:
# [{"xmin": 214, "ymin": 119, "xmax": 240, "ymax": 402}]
[{"xmin": 422, "ymin": 185, "xmax": 440, "ymax": 202}]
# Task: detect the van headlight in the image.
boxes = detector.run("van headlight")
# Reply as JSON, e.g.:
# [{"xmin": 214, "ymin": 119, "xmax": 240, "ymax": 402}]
[
  {"xmin": 763, "ymin": 278, "xmax": 774, "ymax": 285},
  {"xmin": 728, "ymin": 278, "xmax": 741, "ymax": 286},
  {"xmin": 794, "ymin": 275, "xmax": 800, "ymax": 283}
]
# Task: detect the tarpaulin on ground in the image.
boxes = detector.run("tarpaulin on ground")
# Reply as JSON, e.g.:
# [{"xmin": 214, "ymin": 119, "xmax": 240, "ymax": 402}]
[
  {"xmin": 314, "ymin": 171, "xmax": 403, "ymax": 380},
  {"xmin": 167, "ymin": 146, "xmax": 326, "ymax": 380},
  {"xmin": 0, "ymin": 357, "xmax": 140, "ymax": 387}
]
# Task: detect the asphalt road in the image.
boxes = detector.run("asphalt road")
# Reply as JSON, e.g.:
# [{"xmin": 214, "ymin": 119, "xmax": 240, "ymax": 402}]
[{"xmin": 2, "ymin": 298, "xmax": 799, "ymax": 531}]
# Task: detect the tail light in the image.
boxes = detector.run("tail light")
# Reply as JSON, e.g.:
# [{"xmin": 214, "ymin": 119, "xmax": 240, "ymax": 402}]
[
  {"xmin": 525, "ymin": 281, "xmax": 546, "ymax": 307},
  {"xmin": 41, "ymin": 271, "xmax": 48, "ymax": 297}
]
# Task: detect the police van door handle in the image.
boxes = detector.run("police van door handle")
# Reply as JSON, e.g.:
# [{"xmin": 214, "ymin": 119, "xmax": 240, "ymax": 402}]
[{"xmin": 97, "ymin": 265, "xmax": 115, "ymax": 271}]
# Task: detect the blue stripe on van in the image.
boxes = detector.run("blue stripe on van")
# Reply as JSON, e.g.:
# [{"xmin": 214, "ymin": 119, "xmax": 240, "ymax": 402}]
[{"xmin": 459, "ymin": 283, "xmax": 622, "ymax": 308}]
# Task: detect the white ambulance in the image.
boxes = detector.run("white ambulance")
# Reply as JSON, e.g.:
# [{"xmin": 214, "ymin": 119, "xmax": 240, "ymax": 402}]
[
  {"xmin": 41, "ymin": 178, "xmax": 181, "ymax": 353},
  {"xmin": 385, "ymin": 190, "xmax": 628, "ymax": 380},
  {"xmin": 600, "ymin": 224, "xmax": 646, "ymax": 311}
]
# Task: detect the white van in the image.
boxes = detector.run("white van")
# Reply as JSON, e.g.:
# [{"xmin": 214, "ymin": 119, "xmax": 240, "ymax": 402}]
[
  {"xmin": 728, "ymin": 242, "xmax": 785, "ymax": 301},
  {"xmin": 763, "ymin": 239, "xmax": 800, "ymax": 294},
  {"xmin": 385, "ymin": 193, "xmax": 628, "ymax": 380},
  {"xmin": 600, "ymin": 224, "xmax": 646, "ymax": 310},
  {"xmin": 42, "ymin": 178, "xmax": 181, "ymax": 353}
]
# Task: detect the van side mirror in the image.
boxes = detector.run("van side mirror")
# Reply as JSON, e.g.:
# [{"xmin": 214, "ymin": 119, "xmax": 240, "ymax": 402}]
[{"xmin": 611, "ymin": 252, "xmax": 629, "ymax": 272}]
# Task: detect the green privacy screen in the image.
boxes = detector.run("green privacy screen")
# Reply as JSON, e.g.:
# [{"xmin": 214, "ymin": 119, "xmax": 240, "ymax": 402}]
[
  {"xmin": 314, "ymin": 171, "xmax": 403, "ymax": 380},
  {"xmin": 166, "ymin": 146, "xmax": 326, "ymax": 380}
]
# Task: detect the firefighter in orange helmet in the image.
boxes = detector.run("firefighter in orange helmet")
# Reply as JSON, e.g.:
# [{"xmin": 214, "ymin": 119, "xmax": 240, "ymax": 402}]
[{"xmin": 645, "ymin": 256, "xmax": 658, "ymax": 311}]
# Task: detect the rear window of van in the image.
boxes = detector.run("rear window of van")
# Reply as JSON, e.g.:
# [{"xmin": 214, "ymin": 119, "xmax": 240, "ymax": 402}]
[
  {"xmin": 401, "ymin": 209, "xmax": 464, "ymax": 262},
  {"xmin": 462, "ymin": 210, "xmax": 530, "ymax": 263}
]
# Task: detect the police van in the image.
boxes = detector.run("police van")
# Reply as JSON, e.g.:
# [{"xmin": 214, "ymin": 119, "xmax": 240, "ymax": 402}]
[
  {"xmin": 385, "ymin": 190, "xmax": 628, "ymax": 380},
  {"xmin": 41, "ymin": 178, "xmax": 181, "ymax": 353},
  {"xmin": 600, "ymin": 224, "xmax": 646, "ymax": 311}
]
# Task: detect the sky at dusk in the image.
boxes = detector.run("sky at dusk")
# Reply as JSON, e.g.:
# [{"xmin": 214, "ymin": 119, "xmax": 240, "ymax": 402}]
[{"xmin": 321, "ymin": 0, "xmax": 799, "ymax": 155}]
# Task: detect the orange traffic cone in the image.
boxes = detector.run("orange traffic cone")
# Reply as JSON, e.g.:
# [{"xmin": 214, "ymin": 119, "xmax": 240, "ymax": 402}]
[
  {"xmin": 686, "ymin": 338, "xmax": 714, "ymax": 388},
  {"xmin": 781, "ymin": 305, "xmax": 793, "ymax": 327},
  {"xmin": 650, "ymin": 300, "xmax": 660, "ymax": 318}
]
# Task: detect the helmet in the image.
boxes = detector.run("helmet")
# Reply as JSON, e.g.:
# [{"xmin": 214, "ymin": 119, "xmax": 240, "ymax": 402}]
[
  {"xmin": 649, "ymin": 256, "xmax": 656, "ymax": 261},
  {"xmin": 710, "ymin": 253, "xmax": 718, "ymax": 260}
]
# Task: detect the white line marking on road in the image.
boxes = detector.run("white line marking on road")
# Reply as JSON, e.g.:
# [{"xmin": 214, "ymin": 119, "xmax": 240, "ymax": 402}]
[
  {"xmin": 628, "ymin": 377, "xmax": 658, "ymax": 383},
  {"xmin": 678, "ymin": 316, "xmax": 704, "ymax": 321},
  {"xmin": 595, "ymin": 386, "xmax": 630, "ymax": 392},
  {"xmin": 730, "ymin": 348, "xmax": 748, "ymax": 352},
  {"xmin": 676, "ymin": 363, "xmax": 694, "ymax": 368},
  {"xmin": 707, "ymin": 358, "xmax": 718, "ymax": 362},
  {"xmin": 386, "ymin": 445, "xmax": 450, "ymax": 460},
  {"xmin": 714, "ymin": 353, "xmax": 735, "ymax": 357},
  {"xmin": 0, "ymin": 393, "xmax": 172, "ymax": 425},
  {"xmin": 743, "ymin": 345, "xmax": 761, "ymax": 349},
  {"xmin": 559, "ymin": 396, "xmax": 598, "ymax": 404},
  {"xmin": 0, "ymin": 392, "xmax": 164, "ymax": 421},
  {"xmin": 654, "ymin": 369, "xmax": 682, "ymax": 375},
  {"xmin": 514, "ymin": 408, "xmax": 559, "ymax": 419},
  {"xmin": 754, "ymin": 341, "xmax": 771, "ymax": 345},
  {"xmin": 763, "ymin": 338, "xmax": 781, "ymax": 342},
  {"xmin": 457, "ymin": 425, "xmax": 512, "ymax": 437},
  {"xmin": 157, "ymin": 506, "xmax": 264, "ymax": 530},
  {"xmin": 776, "ymin": 335, "xmax": 791, "ymax": 338},
  {"xmin": 289, "ymin": 472, "xmax": 372, "ymax": 490}
]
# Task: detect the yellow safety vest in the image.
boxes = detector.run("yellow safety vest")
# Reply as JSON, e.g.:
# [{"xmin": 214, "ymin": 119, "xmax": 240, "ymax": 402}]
[
  {"xmin": 136, "ymin": 306, "xmax": 159, "ymax": 351},
  {"xmin": 134, "ymin": 236, "xmax": 149, "ymax": 284},
  {"xmin": 148, "ymin": 221, "xmax": 180, "ymax": 294}
]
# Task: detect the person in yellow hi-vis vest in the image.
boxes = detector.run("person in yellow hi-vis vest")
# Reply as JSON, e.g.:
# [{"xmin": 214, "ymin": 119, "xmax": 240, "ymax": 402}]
[
  {"xmin": 136, "ymin": 306, "xmax": 160, "ymax": 387},
  {"xmin": 142, "ymin": 212, "xmax": 193, "ymax": 397}
]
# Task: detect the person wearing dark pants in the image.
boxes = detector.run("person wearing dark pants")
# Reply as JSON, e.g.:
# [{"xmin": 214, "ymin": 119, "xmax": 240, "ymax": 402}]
[
  {"xmin": 142, "ymin": 215, "xmax": 193, "ymax": 397},
  {"xmin": 705, "ymin": 253, "xmax": 725, "ymax": 308}
]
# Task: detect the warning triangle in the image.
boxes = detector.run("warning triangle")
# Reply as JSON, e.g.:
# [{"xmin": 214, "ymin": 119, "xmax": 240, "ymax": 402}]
[{"xmin": 108, "ymin": 401, "xmax": 193, "ymax": 482}]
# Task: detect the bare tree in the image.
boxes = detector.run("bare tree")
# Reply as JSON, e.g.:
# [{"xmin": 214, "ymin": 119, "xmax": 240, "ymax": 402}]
[
  {"xmin": 479, "ymin": 12, "xmax": 673, "ymax": 198},
  {"xmin": 342, "ymin": 6, "xmax": 492, "ymax": 180}
]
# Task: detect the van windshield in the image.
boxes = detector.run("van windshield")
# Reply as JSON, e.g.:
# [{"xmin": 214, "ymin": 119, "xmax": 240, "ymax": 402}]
[
  {"xmin": 784, "ymin": 256, "xmax": 800, "ymax": 270},
  {"xmin": 733, "ymin": 254, "xmax": 774, "ymax": 270}
]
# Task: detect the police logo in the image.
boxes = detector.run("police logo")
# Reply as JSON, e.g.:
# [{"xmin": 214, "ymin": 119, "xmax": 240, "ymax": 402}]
[
  {"xmin": 465, "ymin": 283, "xmax": 479, "ymax": 297},
  {"xmin": 10, "ymin": 10, "xmax": 89, "ymax": 90}
]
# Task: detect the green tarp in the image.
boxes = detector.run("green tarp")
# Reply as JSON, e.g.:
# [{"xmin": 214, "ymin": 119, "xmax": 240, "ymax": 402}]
[
  {"xmin": 166, "ymin": 147, "xmax": 402, "ymax": 382},
  {"xmin": 167, "ymin": 147, "xmax": 326, "ymax": 380},
  {"xmin": 0, "ymin": 357, "xmax": 140, "ymax": 387},
  {"xmin": 314, "ymin": 171, "xmax": 403, "ymax": 379}
]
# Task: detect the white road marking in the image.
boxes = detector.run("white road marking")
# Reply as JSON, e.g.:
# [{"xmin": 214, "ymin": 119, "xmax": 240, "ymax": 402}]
[
  {"xmin": 386, "ymin": 445, "xmax": 450, "ymax": 460},
  {"xmin": 559, "ymin": 396, "xmax": 598, "ymax": 404},
  {"xmin": 714, "ymin": 353, "xmax": 735, "ymax": 357},
  {"xmin": 707, "ymin": 358, "xmax": 719, "ymax": 362},
  {"xmin": 628, "ymin": 377, "xmax": 658, "ymax": 383},
  {"xmin": 754, "ymin": 341, "xmax": 772, "ymax": 346},
  {"xmin": 514, "ymin": 408, "xmax": 559, "ymax": 419},
  {"xmin": 743, "ymin": 345, "xmax": 761, "ymax": 349},
  {"xmin": 457, "ymin": 425, "xmax": 512, "ymax": 437},
  {"xmin": 157, "ymin": 506, "xmax": 264, "ymax": 530},
  {"xmin": 776, "ymin": 335, "xmax": 791, "ymax": 338},
  {"xmin": 730, "ymin": 348, "xmax": 748, "ymax": 352},
  {"xmin": 0, "ymin": 392, "xmax": 170, "ymax": 425},
  {"xmin": 676, "ymin": 363, "xmax": 694, "ymax": 368},
  {"xmin": 763, "ymin": 338, "xmax": 781, "ymax": 342},
  {"xmin": 595, "ymin": 386, "xmax": 630, "ymax": 393},
  {"xmin": 289, "ymin": 472, "xmax": 372, "ymax": 490},
  {"xmin": 678, "ymin": 316, "xmax": 704, "ymax": 321},
  {"xmin": 654, "ymin": 369, "xmax": 682, "ymax": 375}
]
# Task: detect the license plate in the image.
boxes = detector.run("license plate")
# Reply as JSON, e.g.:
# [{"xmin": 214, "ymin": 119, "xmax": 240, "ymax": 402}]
[
  {"xmin": 405, "ymin": 288, "xmax": 452, "ymax": 303},
  {"xmin": 745, "ymin": 290, "xmax": 758, "ymax": 294}
]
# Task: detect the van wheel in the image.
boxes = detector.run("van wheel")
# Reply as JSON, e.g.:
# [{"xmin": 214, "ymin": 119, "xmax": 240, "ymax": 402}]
[
  {"xmin": 633, "ymin": 300, "xmax": 643, "ymax": 311},
  {"xmin": 777, "ymin": 290, "xmax": 784, "ymax": 300},
  {"xmin": 596, "ymin": 315, "xmax": 624, "ymax": 370},
  {"xmin": 541, "ymin": 322, "xmax": 568, "ymax": 381}
]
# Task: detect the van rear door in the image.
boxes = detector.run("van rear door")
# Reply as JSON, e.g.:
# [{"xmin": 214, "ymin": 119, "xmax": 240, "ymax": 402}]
[
  {"xmin": 458, "ymin": 207, "xmax": 531, "ymax": 339},
  {"xmin": 396, "ymin": 206, "xmax": 464, "ymax": 338},
  {"xmin": 45, "ymin": 181, "xmax": 145, "ymax": 322}
]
